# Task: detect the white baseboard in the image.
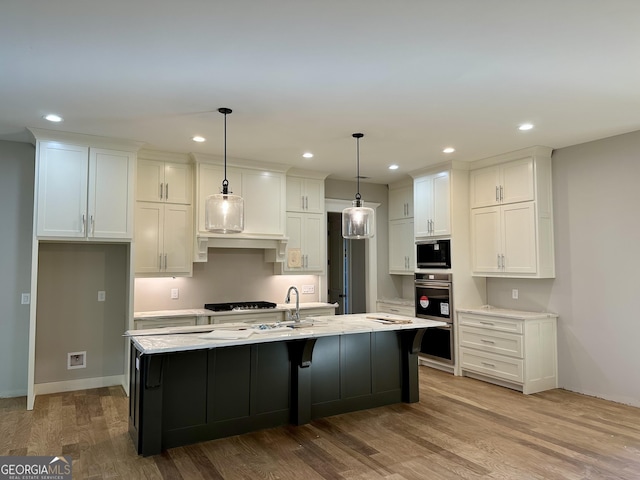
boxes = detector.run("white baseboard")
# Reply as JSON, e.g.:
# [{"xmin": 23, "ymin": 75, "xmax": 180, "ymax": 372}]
[{"xmin": 34, "ymin": 375, "xmax": 125, "ymax": 396}]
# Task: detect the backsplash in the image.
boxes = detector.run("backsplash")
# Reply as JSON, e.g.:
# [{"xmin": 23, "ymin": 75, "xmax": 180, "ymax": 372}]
[{"xmin": 134, "ymin": 248, "xmax": 321, "ymax": 311}]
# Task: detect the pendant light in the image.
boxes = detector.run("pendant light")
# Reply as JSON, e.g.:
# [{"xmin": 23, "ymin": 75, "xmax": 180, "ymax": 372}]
[
  {"xmin": 342, "ymin": 133, "xmax": 375, "ymax": 239},
  {"xmin": 205, "ymin": 108, "xmax": 244, "ymax": 233}
]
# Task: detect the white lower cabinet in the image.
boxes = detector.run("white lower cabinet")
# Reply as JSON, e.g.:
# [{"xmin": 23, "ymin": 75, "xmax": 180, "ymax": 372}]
[
  {"xmin": 376, "ymin": 301, "xmax": 415, "ymax": 317},
  {"xmin": 457, "ymin": 309, "xmax": 558, "ymax": 394},
  {"xmin": 135, "ymin": 203, "xmax": 193, "ymax": 275}
]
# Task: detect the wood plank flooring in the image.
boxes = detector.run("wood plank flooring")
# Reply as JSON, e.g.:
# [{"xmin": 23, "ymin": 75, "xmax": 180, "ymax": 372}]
[{"xmin": 1, "ymin": 367, "xmax": 639, "ymax": 479}]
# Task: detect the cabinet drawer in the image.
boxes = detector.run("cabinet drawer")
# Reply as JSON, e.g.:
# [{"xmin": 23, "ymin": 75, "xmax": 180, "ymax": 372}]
[
  {"xmin": 460, "ymin": 348, "xmax": 523, "ymax": 383},
  {"xmin": 135, "ymin": 316, "xmax": 197, "ymax": 330},
  {"xmin": 459, "ymin": 326, "xmax": 523, "ymax": 358},
  {"xmin": 377, "ymin": 302, "xmax": 414, "ymax": 317},
  {"xmin": 212, "ymin": 312, "xmax": 282, "ymax": 325},
  {"xmin": 458, "ymin": 313, "xmax": 523, "ymax": 334}
]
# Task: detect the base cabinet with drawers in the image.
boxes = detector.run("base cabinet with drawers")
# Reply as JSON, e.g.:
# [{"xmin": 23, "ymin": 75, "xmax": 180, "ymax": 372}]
[{"xmin": 457, "ymin": 308, "xmax": 558, "ymax": 394}]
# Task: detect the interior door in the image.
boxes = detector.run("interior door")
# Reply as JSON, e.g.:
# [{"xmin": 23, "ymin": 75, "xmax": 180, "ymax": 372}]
[{"xmin": 327, "ymin": 212, "xmax": 345, "ymax": 314}]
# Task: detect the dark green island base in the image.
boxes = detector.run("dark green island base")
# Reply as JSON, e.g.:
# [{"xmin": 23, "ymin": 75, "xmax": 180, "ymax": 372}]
[{"xmin": 129, "ymin": 329, "xmax": 426, "ymax": 456}]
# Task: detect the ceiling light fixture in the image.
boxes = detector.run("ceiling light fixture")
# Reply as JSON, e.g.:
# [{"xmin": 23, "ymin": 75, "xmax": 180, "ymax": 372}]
[
  {"xmin": 388, "ymin": 164, "xmax": 399, "ymax": 170},
  {"xmin": 205, "ymin": 108, "xmax": 244, "ymax": 233},
  {"xmin": 44, "ymin": 114, "xmax": 63, "ymax": 123},
  {"xmin": 192, "ymin": 136, "xmax": 206, "ymax": 142},
  {"xmin": 342, "ymin": 133, "xmax": 375, "ymax": 239},
  {"xmin": 302, "ymin": 152, "xmax": 314, "ymax": 159},
  {"xmin": 443, "ymin": 147, "xmax": 455, "ymax": 153},
  {"xmin": 518, "ymin": 123, "xmax": 534, "ymax": 131}
]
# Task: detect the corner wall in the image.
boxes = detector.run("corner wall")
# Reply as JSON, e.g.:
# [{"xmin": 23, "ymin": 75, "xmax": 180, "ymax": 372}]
[
  {"xmin": 487, "ymin": 130, "xmax": 640, "ymax": 406},
  {"xmin": 0, "ymin": 141, "xmax": 34, "ymax": 397}
]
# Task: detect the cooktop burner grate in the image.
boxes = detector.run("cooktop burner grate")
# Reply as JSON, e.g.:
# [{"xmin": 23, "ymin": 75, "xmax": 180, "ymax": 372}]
[{"xmin": 204, "ymin": 301, "xmax": 277, "ymax": 312}]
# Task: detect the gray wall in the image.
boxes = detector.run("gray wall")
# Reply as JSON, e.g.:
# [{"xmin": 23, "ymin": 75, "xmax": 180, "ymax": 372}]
[
  {"xmin": 487, "ymin": 131, "xmax": 640, "ymax": 406},
  {"xmin": 0, "ymin": 141, "xmax": 34, "ymax": 397},
  {"xmin": 35, "ymin": 243, "xmax": 128, "ymax": 383}
]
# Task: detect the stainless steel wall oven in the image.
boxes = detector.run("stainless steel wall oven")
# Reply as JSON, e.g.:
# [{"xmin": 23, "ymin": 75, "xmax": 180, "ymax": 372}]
[{"xmin": 414, "ymin": 273, "xmax": 454, "ymax": 365}]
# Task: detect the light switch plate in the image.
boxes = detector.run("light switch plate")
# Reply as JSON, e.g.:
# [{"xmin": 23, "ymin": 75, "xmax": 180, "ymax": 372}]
[
  {"xmin": 98, "ymin": 291, "xmax": 106, "ymax": 302},
  {"xmin": 21, "ymin": 293, "xmax": 30, "ymax": 305},
  {"xmin": 171, "ymin": 288, "xmax": 179, "ymax": 299},
  {"xmin": 302, "ymin": 285, "xmax": 315, "ymax": 294},
  {"xmin": 512, "ymin": 289, "xmax": 519, "ymax": 300}
]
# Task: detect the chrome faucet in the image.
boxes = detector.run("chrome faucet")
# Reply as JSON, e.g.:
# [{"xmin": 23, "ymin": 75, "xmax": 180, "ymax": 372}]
[{"xmin": 285, "ymin": 286, "xmax": 300, "ymax": 322}]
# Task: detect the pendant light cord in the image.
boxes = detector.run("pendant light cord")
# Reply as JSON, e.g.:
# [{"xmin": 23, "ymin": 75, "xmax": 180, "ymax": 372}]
[
  {"xmin": 353, "ymin": 133, "xmax": 364, "ymax": 203},
  {"xmin": 219, "ymin": 107, "xmax": 232, "ymax": 194}
]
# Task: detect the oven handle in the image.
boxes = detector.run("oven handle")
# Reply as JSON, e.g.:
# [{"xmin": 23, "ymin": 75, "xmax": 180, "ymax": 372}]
[{"xmin": 415, "ymin": 282, "xmax": 451, "ymax": 288}]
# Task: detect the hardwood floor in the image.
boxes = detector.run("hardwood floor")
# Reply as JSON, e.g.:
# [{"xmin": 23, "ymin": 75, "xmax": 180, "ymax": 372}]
[{"xmin": 2, "ymin": 367, "xmax": 639, "ymax": 479}]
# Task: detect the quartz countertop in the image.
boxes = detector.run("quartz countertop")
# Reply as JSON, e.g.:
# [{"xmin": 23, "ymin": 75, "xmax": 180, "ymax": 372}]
[
  {"xmin": 127, "ymin": 313, "xmax": 445, "ymax": 355},
  {"xmin": 134, "ymin": 303, "xmax": 338, "ymax": 320},
  {"xmin": 457, "ymin": 305, "xmax": 558, "ymax": 320}
]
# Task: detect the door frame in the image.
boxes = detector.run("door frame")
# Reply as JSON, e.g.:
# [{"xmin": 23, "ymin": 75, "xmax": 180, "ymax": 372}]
[{"xmin": 324, "ymin": 198, "xmax": 379, "ymax": 313}]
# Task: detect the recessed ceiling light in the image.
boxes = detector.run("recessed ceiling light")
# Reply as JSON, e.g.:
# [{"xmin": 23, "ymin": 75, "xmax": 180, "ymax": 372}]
[
  {"xmin": 192, "ymin": 136, "xmax": 206, "ymax": 142},
  {"xmin": 388, "ymin": 164, "xmax": 399, "ymax": 170},
  {"xmin": 302, "ymin": 152, "xmax": 314, "ymax": 159},
  {"xmin": 442, "ymin": 147, "xmax": 455, "ymax": 154},
  {"xmin": 44, "ymin": 113, "xmax": 63, "ymax": 123},
  {"xmin": 518, "ymin": 123, "xmax": 534, "ymax": 131}
]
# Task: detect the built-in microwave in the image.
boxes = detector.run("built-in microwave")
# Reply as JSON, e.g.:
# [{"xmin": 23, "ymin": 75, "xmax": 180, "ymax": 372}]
[{"xmin": 416, "ymin": 239, "xmax": 451, "ymax": 269}]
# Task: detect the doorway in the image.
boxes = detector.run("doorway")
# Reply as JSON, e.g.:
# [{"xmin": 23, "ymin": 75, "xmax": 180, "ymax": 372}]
[{"xmin": 327, "ymin": 212, "xmax": 366, "ymax": 314}]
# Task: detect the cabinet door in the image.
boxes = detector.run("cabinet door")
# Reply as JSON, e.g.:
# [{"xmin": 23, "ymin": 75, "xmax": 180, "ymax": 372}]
[
  {"xmin": 304, "ymin": 213, "xmax": 325, "ymax": 272},
  {"xmin": 197, "ymin": 164, "xmax": 242, "ymax": 233},
  {"xmin": 163, "ymin": 204, "xmax": 193, "ymax": 274},
  {"xmin": 471, "ymin": 206, "xmax": 501, "ymax": 274},
  {"xmin": 502, "ymin": 202, "xmax": 536, "ymax": 274},
  {"xmin": 286, "ymin": 177, "xmax": 305, "ymax": 212},
  {"xmin": 413, "ymin": 176, "xmax": 433, "ymax": 237},
  {"xmin": 137, "ymin": 159, "xmax": 164, "ymax": 202},
  {"xmin": 284, "ymin": 213, "xmax": 304, "ymax": 273},
  {"xmin": 432, "ymin": 172, "xmax": 450, "ymax": 236},
  {"xmin": 164, "ymin": 162, "xmax": 192, "ymax": 204},
  {"xmin": 470, "ymin": 166, "xmax": 501, "ymax": 208},
  {"xmin": 36, "ymin": 142, "xmax": 89, "ymax": 237},
  {"xmin": 242, "ymin": 171, "xmax": 284, "ymax": 235},
  {"xmin": 303, "ymin": 178, "xmax": 324, "ymax": 213},
  {"xmin": 389, "ymin": 186, "xmax": 412, "ymax": 220},
  {"xmin": 135, "ymin": 203, "xmax": 163, "ymax": 273},
  {"xmin": 88, "ymin": 148, "xmax": 134, "ymax": 238},
  {"xmin": 501, "ymin": 157, "xmax": 534, "ymax": 205},
  {"xmin": 389, "ymin": 218, "xmax": 413, "ymax": 273}
]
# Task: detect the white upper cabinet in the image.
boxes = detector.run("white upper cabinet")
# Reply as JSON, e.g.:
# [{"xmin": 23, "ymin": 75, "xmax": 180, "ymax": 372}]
[
  {"xmin": 286, "ymin": 176, "xmax": 324, "ymax": 213},
  {"xmin": 195, "ymin": 160, "xmax": 286, "ymax": 236},
  {"xmin": 36, "ymin": 140, "xmax": 135, "ymax": 239},
  {"xmin": 469, "ymin": 147, "xmax": 555, "ymax": 278},
  {"xmin": 283, "ymin": 212, "xmax": 325, "ymax": 274},
  {"xmin": 388, "ymin": 184, "xmax": 414, "ymax": 220},
  {"xmin": 470, "ymin": 157, "xmax": 534, "ymax": 208},
  {"xmin": 414, "ymin": 171, "xmax": 450, "ymax": 238},
  {"xmin": 137, "ymin": 158, "xmax": 192, "ymax": 204},
  {"xmin": 388, "ymin": 218, "xmax": 414, "ymax": 274}
]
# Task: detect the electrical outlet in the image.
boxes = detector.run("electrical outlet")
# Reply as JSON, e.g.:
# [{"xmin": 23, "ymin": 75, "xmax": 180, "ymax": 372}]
[
  {"xmin": 97, "ymin": 290, "xmax": 106, "ymax": 302},
  {"xmin": 67, "ymin": 351, "xmax": 86, "ymax": 369},
  {"xmin": 171, "ymin": 288, "xmax": 179, "ymax": 299},
  {"xmin": 21, "ymin": 293, "xmax": 30, "ymax": 305},
  {"xmin": 512, "ymin": 289, "xmax": 519, "ymax": 300},
  {"xmin": 302, "ymin": 285, "xmax": 315, "ymax": 294}
]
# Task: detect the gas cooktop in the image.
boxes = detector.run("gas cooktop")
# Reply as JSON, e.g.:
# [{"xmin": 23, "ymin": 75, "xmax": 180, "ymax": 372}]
[{"xmin": 204, "ymin": 301, "xmax": 278, "ymax": 312}]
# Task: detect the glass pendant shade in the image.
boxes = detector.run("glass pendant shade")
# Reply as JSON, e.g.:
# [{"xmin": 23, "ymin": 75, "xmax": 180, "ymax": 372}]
[
  {"xmin": 342, "ymin": 199, "xmax": 375, "ymax": 239},
  {"xmin": 205, "ymin": 190, "xmax": 244, "ymax": 233},
  {"xmin": 342, "ymin": 132, "xmax": 375, "ymax": 239}
]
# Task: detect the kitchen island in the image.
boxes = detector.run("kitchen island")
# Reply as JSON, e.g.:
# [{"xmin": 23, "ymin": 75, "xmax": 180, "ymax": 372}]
[{"xmin": 128, "ymin": 314, "xmax": 445, "ymax": 456}]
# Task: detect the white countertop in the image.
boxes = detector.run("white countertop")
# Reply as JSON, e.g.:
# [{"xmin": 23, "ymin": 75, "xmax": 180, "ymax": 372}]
[
  {"xmin": 127, "ymin": 313, "xmax": 446, "ymax": 355},
  {"xmin": 457, "ymin": 305, "xmax": 558, "ymax": 320},
  {"xmin": 134, "ymin": 303, "xmax": 338, "ymax": 320}
]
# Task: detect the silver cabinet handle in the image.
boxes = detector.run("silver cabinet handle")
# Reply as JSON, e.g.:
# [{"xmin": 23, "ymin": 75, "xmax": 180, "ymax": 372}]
[
  {"xmin": 165, "ymin": 184, "xmax": 169, "ymax": 200},
  {"xmin": 159, "ymin": 254, "xmax": 162, "ymax": 270},
  {"xmin": 480, "ymin": 321, "xmax": 495, "ymax": 326},
  {"xmin": 481, "ymin": 362, "xmax": 496, "ymax": 368},
  {"xmin": 496, "ymin": 186, "xmax": 499, "ymax": 202},
  {"xmin": 501, "ymin": 254, "xmax": 505, "ymax": 269},
  {"xmin": 90, "ymin": 215, "xmax": 95, "ymax": 236},
  {"xmin": 500, "ymin": 185, "xmax": 504, "ymax": 202},
  {"xmin": 81, "ymin": 214, "xmax": 86, "ymax": 234},
  {"xmin": 160, "ymin": 183, "xmax": 164, "ymax": 199},
  {"xmin": 301, "ymin": 196, "xmax": 305, "ymax": 210},
  {"xmin": 164, "ymin": 254, "xmax": 168, "ymax": 270},
  {"xmin": 481, "ymin": 339, "xmax": 496, "ymax": 344},
  {"xmin": 497, "ymin": 254, "xmax": 501, "ymax": 269},
  {"xmin": 305, "ymin": 196, "xmax": 309, "ymax": 210}
]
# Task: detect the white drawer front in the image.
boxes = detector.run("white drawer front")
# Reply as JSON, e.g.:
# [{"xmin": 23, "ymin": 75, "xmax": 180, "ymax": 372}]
[
  {"xmin": 458, "ymin": 313, "xmax": 523, "ymax": 334},
  {"xmin": 459, "ymin": 326, "xmax": 523, "ymax": 358},
  {"xmin": 460, "ymin": 348, "xmax": 524, "ymax": 383},
  {"xmin": 377, "ymin": 302, "xmax": 414, "ymax": 317},
  {"xmin": 213, "ymin": 312, "xmax": 283, "ymax": 325}
]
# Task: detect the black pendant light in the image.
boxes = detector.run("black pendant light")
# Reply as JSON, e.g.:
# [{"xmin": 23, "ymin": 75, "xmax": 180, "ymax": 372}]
[
  {"xmin": 205, "ymin": 108, "xmax": 244, "ymax": 233},
  {"xmin": 342, "ymin": 133, "xmax": 375, "ymax": 239}
]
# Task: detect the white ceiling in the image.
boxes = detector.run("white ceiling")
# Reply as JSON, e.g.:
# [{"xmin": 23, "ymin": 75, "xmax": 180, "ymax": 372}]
[{"xmin": 2, "ymin": 1, "xmax": 640, "ymax": 183}]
